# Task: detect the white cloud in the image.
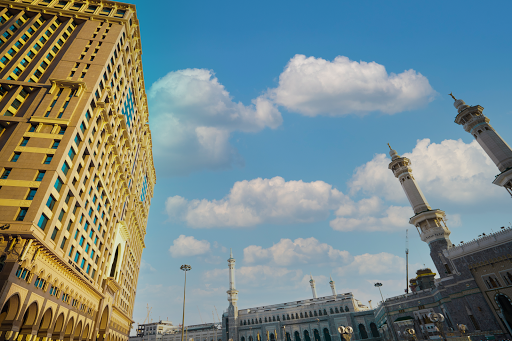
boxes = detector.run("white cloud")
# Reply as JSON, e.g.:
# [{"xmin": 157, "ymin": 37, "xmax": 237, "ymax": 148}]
[
  {"xmin": 149, "ymin": 68, "xmax": 282, "ymax": 175},
  {"xmin": 335, "ymin": 252, "xmax": 413, "ymax": 276},
  {"xmin": 169, "ymin": 235, "xmax": 211, "ymax": 257},
  {"xmin": 166, "ymin": 176, "xmax": 348, "ymax": 228},
  {"xmin": 349, "ymin": 138, "xmax": 500, "ymax": 203},
  {"xmin": 203, "ymin": 265, "xmax": 302, "ymax": 286},
  {"xmin": 330, "ymin": 197, "xmax": 412, "ymax": 232},
  {"xmin": 269, "ymin": 54, "xmax": 436, "ymax": 117},
  {"xmin": 243, "ymin": 237, "xmax": 351, "ymax": 266}
]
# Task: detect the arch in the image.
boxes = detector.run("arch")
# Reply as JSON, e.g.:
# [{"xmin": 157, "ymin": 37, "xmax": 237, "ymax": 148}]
[
  {"xmin": 20, "ymin": 301, "xmax": 39, "ymax": 330},
  {"xmin": 344, "ymin": 306, "xmax": 349, "ymax": 312},
  {"xmin": 370, "ymin": 323, "xmax": 379, "ymax": 338},
  {"xmin": 358, "ymin": 324, "xmax": 368, "ymax": 339},
  {"xmin": 52, "ymin": 313, "xmax": 65, "ymax": 337},
  {"xmin": 0, "ymin": 294, "xmax": 21, "ymax": 326},
  {"xmin": 249, "ymin": 336, "xmax": 253, "ymax": 341},
  {"xmin": 295, "ymin": 331, "xmax": 301, "ymax": 341},
  {"xmin": 304, "ymin": 331, "xmax": 311, "ymax": 341},
  {"xmin": 496, "ymin": 294, "xmax": 512, "ymax": 333},
  {"xmin": 241, "ymin": 338, "xmax": 246, "ymax": 341},
  {"xmin": 74, "ymin": 320, "xmax": 83, "ymax": 338},
  {"xmin": 313, "ymin": 329, "xmax": 321, "ymax": 341},
  {"xmin": 323, "ymin": 328, "xmax": 331, "ymax": 341},
  {"xmin": 64, "ymin": 316, "xmax": 74, "ymax": 337},
  {"xmin": 270, "ymin": 334, "xmax": 275, "ymax": 341},
  {"xmin": 286, "ymin": 333, "xmax": 291, "ymax": 341},
  {"xmin": 38, "ymin": 308, "xmax": 53, "ymax": 333}
]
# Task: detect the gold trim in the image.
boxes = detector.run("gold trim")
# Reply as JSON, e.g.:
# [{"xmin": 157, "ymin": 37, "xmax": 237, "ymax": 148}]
[
  {"xmin": 0, "ymin": 199, "xmax": 33, "ymax": 207},
  {"xmin": 29, "ymin": 117, "xmax": 71, "ymax": 125}
]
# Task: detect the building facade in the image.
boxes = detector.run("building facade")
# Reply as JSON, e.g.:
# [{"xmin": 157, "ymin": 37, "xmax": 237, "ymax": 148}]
[
  {"xmin": 374, "ymin": 104, "xmax": 512, "ymax": 341},
  {"xmin": 0, "ymin": 0, "xmax": 155, "ymax": 340},
  {"xmin": 130, "ymin": 321, "xmax": 221, "ymax": 341},
  {"xmin": 222, "ymin": 252, "xmax": 381, "ymax": 341}
]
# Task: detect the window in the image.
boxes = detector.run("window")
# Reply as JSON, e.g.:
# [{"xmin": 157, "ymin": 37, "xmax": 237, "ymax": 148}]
[
  {"xmin": 38, "ymin": 214, "xmax": 49, "ymax": 230},
  {"xmin": 85, "ymin": 243, "xmax": 90, "ymax": 253},
  {"xmin": 90, "ymin": 249, "xmax": 95, "ymax": 259},
  {"xmin": 79, "ymin": 236, "xmax": 84, "ymax": 247},
  {"xmin": 46, "ymin": 195, "xmax": 56, "ymax": 210},
  {"xmin": 86, "ymin": 264, "xmax": 91, "ymax": 274},
  {"xmin": 35, "ymin": 171, "xmax": 45, "ymax": 181},
  {"xmin": 51, "ymin": 140, "xmax": 60, "ymax": 149},
  {"xmin": 68, "ymin": 148, "xmax": 76, "ymax": 160},
  {"xmin": 26, "ymin": 188, "xmax": 37, "ymax": 200},
  {"xmin": 11, "ymin": 153, "xmax": 20, "ymax": 162},
  {"xmin": 29, "ymin": 125, "xmax": 37, "ymax": 132},
  {"xmin": 43, "ymin": 155, "xmax": 53, "ymax": 164},
  {"xmin": 74, "ymin": 251, "xmax": 80, "ymax": 262},
  {"xmin": 58, "ymin": 209, "xmax": 65, "ymax": 221},
  {"xmin": 68, "ymin": 245, "xmax": 74, "ymax": 256},
  {"xmin": 80, "ymin": 258, "xmax": 86, "ymax": 268},
  {"xmin": 1, "ymin": 168, "xmax": 11, "ymax": 179},
  {"xmin": 74, "ymin": 230, "xmax": 79, "ymax": 239},
  {"xmin": 51, "ymin": 227, "xmax": 58, "ymax": 241},
  {"xmin": 54, "ymin": 177, "xmax": 64, "ymax": 192},
  {"xmin": 16, "ymin": 208, "xmax": 28, "ymax": 221},
  {"xmin": 65, "ymin": 192, "xmax": 71, "ymax": 204},
  {"xmin": 20, "ymin": 137, "xmax": 29, "ymax": 146},
  {"xmin": 66, "ymin": 221, "xmax": 72, "ymax": 231},
  {"xmin": 61, "ymin": 162, "xmax": 70, "ymax": 175},
  {"xmin": 74, "ymin": 134, "xmax": 81, "ymax": 145},
  {"xmin": 58, "ymin": 126, "xmax": 65, "ymax": 135},
  {"xmin": 80, "ymin": 122, "xmax": 86, "ymax": 133}
]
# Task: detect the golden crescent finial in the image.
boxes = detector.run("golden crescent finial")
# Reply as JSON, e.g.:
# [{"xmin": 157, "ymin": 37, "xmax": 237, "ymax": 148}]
[
  {"xmin": 449, "ymin": 92, "xmax": 456, "ymax": 101},
  {"xmin": 387, "ymin": 143, "xmax": 392, "ymax": 150}
]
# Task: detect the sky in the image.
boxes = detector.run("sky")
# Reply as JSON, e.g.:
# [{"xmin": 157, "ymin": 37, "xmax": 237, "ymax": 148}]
[{"xmin": 129, "ymin": 0, "xmax": 512, "ymax": 331}]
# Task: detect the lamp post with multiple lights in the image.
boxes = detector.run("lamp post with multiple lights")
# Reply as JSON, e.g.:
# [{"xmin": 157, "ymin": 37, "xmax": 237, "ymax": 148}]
[
  {"xmin": 374, "ymin": 283, "xmax": 399, "ymax": 341},
  {"xmin": 181, "ymin": 264, "xmax": 192, "ymax": 341}
]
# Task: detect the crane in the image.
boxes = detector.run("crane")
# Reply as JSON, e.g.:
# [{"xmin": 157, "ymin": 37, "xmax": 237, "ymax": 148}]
[
  {"xmin": 214, "ymin": 306, "xmax": 221, "ymax": 322},
  {"xmin": 198, "ymin": 306, "xmax": 204, "ymax": 324},
  {"xmin": 143, "ymin": 304, "xmax": 152, "ymax": 324},
  {"xmin": 405, "ymin": 229, "xmax": 409, "ymax": 294}
]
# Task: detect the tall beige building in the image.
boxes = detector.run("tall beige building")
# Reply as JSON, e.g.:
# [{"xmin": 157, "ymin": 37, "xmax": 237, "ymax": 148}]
[{"xmin": 0, "ymin": 0, "xmax": 155, "ymax": 340}]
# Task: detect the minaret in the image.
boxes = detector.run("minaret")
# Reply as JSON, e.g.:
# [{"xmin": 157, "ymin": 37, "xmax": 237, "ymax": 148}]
[
  {"xmin": 329, "ymin": 276, "xmax": 337, "ymax": 296},
  {"xmin": 227, "ymin": 249, "xmax": 238, "ymax": 314},
  {"xmin": 388, "ymin": 145, "xmax": 453, "ymax": 277},
  {"xmin": 451, "ymin": 94, "xmax": 512, "ymax": 196},
  {"xmin": 310, "ymin": 275, "xmax": 318, "ymax": 298}
]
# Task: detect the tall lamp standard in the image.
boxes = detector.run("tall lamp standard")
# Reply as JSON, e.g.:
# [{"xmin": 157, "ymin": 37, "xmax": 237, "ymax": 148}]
[
  {"xmin": 374, "ymin": 283, "xmax": 398, "ymax": 341},
  {"xmin": 181, "ymin": 264, "xmax": 192, "ymax": 341}
]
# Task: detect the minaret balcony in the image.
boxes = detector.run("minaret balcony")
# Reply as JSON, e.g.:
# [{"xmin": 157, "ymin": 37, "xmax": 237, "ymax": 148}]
[
  {"xmin": 409, "ymin": 209, "xmax": 451, "ymax": 244},
  {"xmin": 492, "ymin": 167, "xmax": 512, "ymax": 191}
]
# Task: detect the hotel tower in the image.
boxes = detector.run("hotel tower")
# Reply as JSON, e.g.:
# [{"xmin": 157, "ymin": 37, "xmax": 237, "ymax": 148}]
[{"xmin": 0, "ymin": 0, "xmax": 155, "ymax": 340}]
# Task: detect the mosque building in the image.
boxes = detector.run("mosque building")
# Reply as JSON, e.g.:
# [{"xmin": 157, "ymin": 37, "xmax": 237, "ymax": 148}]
[
  {"xmin": 374, "ymin": 96, "xmax": 512, "ymax": 341},
  {"xmin": 221, "ymin": 250, "xmax": 381, "ymax": 341}
]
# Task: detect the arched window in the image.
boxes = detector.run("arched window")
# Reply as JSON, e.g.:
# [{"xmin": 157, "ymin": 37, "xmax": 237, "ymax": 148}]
[
  {"xmin": 295, "ymin": 331, "xmax": 301, "ymax": 341},
  {"xmin": 335, "ymin": 307, "xmax": 339, "ymax": 313},
  {"xmin": 110, "ymin": 244, "xmax": 120, "ymax": 278},
  {"xmin": 251, "ymin": 319, "xmax": 254, "ymax": 324},
  {"xmin": 265, "ymin": 317, "xmax": 267, "ymax": 322},
  {"xmin": 323, "ymin": 328, "xmax": 332, "ymax": 341},
  {"xmin": 291, "ymin": 313, "xmax": 294, "ymax": 319},
  {"xmin": 283, "ymin": 315, "xmax": 286, "ymax": 321},
  {"xmin": 273, "ymin": 316, "xmax": 276, "ymax": 322},
  {"xmin": 345, "ymin": 306, "xmax": 349, "ymax": 312},
  {"xmin": 259, "ymin": 318, "xmax": 262, "ymax": 323},
  {"xmin": 296, "ymin": 313, "xmax": 299, "ymax": 319},
  {"xmin": 370, "ymin": 323, "xmax": 379, "ymax": 337},
  {"xmin": 314, "ymin": 310, "xmax": 318, "ymax": 316},
  {"xmin": 249, "ymin": 336, "xmax": 253, "ymax": 341},
  {"xmin": 244, "ymin": 320, "xmax": 246, "ymax": 325},
  {"xmin": 287, "ymin": 314, "xmax": 290, "ymax": 320},
  {"xmin": 330, "ymin": 308, "xmax": 334, "ymax": 314},
  {"xmin": 323, "ymin": 309, "xmax": 327, "ymax": 315},
  {"xmin": 319, "ymin": 310, "xmax": 323, "ymax": 316},
  {"xmin": 313, "ymin": 329, "xmax": 321, "ymax": 341},
  {"xmin": 304, "ymin": 330, "xmax": 311, "ymax": 341},
  {"xmin": 286, "ymin": 333, "xmax": 291, "ymax": 341},
  {"xmin": 277, "ymin": 316, "xmax": 280, "ymax": 321},
  {"xmin": 270, "ymin": 334, "xmax": 275, "ymax": 341},
  {"xmin": 300, "ymin": 312, "xmax": 304, "ymax": 318},
  {"xmin": 242, "ymin": 337, "xmax": 245, "ymax": 341},
  {"xmin": 495, "ymin": 294, "xmax": 512, "ymax": 333},
  {"xmin": 359, "ymin": 324, "xmax": 368, "ymax": 339}
]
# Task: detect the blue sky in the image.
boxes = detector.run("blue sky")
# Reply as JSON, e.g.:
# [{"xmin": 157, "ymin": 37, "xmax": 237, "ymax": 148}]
[{"xmin": 130, "ymin": 0, "xmax": 512, "ymax": 331}]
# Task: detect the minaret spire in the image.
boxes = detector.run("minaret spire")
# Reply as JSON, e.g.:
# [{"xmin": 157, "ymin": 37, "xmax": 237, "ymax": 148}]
[
  {"xmin": 227, "ymin": 249, "xmax": 238, "ymax": 314},
  {"xmin": 452, "ymin": 96, "xmax": 512, "ymax": 196},
  {"xmin": 329, "ymin": 275, "xmax": 337, "ymax": 296},
  {"xmin": 388, "ymin": 147, "xmax": 453, "ymax": 277},
  {"xmin": 309, "ymin": 274, "xmax": 318, "ymax": 298}
]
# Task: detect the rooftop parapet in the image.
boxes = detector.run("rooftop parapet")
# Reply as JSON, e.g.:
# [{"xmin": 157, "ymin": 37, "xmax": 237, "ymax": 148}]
[{"xmin": 443, "ymin": 227, "xmax": 512, "ymax": 259}]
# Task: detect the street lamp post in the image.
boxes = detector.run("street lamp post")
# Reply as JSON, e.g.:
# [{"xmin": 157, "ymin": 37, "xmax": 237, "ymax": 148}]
[
  {"xmin": 374, "ymin": 283, "xmax": 398, "ymax": 341},
  {"xmin": 180, "ymin": 264, "xmax": 192, "ymax": 341}
]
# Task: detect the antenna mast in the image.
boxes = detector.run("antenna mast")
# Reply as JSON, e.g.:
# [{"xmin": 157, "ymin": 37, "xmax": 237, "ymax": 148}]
[{"xmin": 405, "ymin": 229, "xmax": 409, "ymax": 294}]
